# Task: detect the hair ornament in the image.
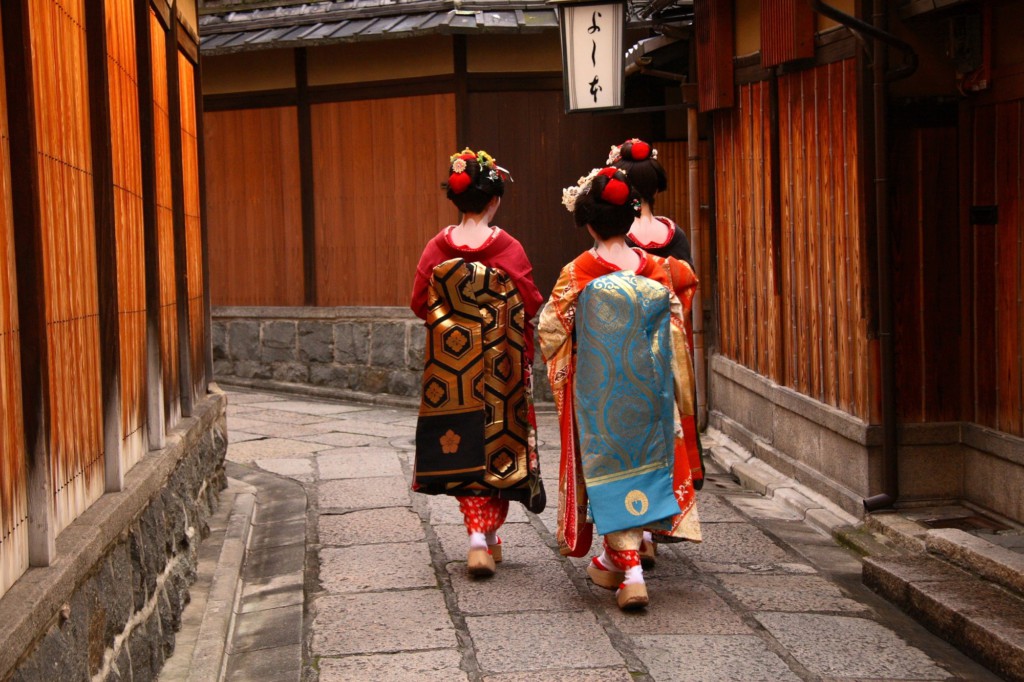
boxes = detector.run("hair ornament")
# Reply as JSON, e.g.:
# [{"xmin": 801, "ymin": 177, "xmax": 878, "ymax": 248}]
[
  {"xmin": 561, "ymin": 166, "xmax": 627, "ymax": 213},
  {"xmin": 601, "ymin": 177, "xmax": 630, "ymax": 205},
  {"xmin": 451, "ymin": 158, "xmax": 467, "ymax": 174},
  {"xmin": 448, "ymin": 172, "xmax": 472, "ymax": 194},
  {"xmin": 607, "ymin": 137, "xmax": 659, "ymax": 164},
  {"xmin": 561, "ymin": 167, "xmax": 602, "ymax": 213}
]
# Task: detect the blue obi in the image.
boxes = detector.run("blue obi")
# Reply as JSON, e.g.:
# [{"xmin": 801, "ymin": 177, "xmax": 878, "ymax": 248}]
[{"xmin": 574, "ymin": 271, "xmax": 680, "ymax": 535}]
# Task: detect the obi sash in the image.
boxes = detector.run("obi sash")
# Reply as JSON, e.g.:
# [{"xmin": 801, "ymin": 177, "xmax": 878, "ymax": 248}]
[
  {"xmin": 573, "ymin": 271, "xmax": 681, "ymax": 535},
  {"xmin": 413, "ymin": 258, "xmax": 544, "ymax": 511}
]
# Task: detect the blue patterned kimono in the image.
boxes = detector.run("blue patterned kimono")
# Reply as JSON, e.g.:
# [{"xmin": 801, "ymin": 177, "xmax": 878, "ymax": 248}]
[{"xmin": 574, "ymin": 271, "xmax": 681, "ymax": 535}]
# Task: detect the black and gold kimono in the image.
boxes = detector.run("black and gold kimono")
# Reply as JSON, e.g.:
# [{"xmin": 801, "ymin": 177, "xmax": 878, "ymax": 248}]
[{"xmin": 413, "ymin": 258, "xmax": 545, "ymax": 512}]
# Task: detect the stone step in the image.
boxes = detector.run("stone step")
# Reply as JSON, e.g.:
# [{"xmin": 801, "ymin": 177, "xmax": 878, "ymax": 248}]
[{"xmin": 863, "ymin": 553, "xmax": 1024, "ymax": 682}]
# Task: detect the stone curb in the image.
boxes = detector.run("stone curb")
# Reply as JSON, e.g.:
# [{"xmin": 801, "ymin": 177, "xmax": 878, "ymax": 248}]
[
  {"xmin": 704, "ymin": 427, "xmax": 859, "ymax": 536},
  {"xmin": 187, "ymin": 482, "xmax": 257, "ymax": 682}
]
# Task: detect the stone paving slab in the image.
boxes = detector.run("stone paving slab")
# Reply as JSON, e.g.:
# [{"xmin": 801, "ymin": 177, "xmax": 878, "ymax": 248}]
[
  {"xmin": 294, "ymin": 431, "xmax": 382, "ymax": 448},
  {"xmin": 597, "ymin": 579, "xmax": 751, "ymax": 635},
  {"xmin": 755, "ymin": 613, "xmax": 951, "ymax": 679},
  {"xmin": 318, "ymin": 649, "xmax": 467, "ymax": 682},
  {"xmin": 318, "ymin": 507, "xmax": 425, "ymax": 547},
  {"xmin": 319, "ymin": 542, "xmax": 437, "ymax": 592},
  {"xmin": 228, "ymin": 437, "xmax": 330, "ymax": 462},
  {"xmin": 482, "ymin": 669, "xmax": 635, "ymax": 682},
  {"xmin": 632, "ymin": 634, "xmax": 803, "ymax": 682},
  {"xmin": 716, "ymin": 573, "xmax": 871, "ymax": 613},
  {"xmin": 253, "ymin": 457, "xmax": 315, "ymax": 482},
  {"xmin": 318, "ymin": 475, "xmax": 411, "ymax": 511},
  {"xmin": 311, "ymin": 591, "xmax": 458, "ymax": 656},
  {"xmin": 467, "ymin": 611, "xmax": 623, "ymax": 674},
  {"xmin": 316, "ymin": 448, "xmax": 404, "ymax": 479},
  {"xmin": 447, "ymin": 561, "xmax": 592, "ymax": 615}
]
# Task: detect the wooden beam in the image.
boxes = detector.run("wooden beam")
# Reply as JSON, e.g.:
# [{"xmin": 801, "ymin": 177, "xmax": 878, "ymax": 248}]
[
  {"xmin": 2, "ymin": 0, "xmax": 55, "ymax": 566},
  {"xmin": 295, "ymin": 48, "xmax": 317, "ymax": 306},
  {"xmin": 167, "ymin": 4, "xmax": 195, "ymax": 417},
  {"xmin": 195, "ymin": 53, "xmax": 214, "ymax": 385},
  {"xmin": 85, "ymin": 0, "xmax": 125, "ymax": 491},
  {"xmin": 137, "ymin": 2, "xmax": 166, "ymax": 449},
  {"xmin": 454, "ymin": 35, "xmax": 467, "ymax": 146}
]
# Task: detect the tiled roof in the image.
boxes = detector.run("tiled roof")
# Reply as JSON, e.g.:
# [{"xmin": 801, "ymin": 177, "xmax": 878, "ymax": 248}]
[{"xmin": 198, "ymin": 2, "xmax": 560, "ymax": 54}]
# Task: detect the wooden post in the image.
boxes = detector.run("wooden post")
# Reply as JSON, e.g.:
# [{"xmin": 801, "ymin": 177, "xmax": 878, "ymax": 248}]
[
  {"xmin": 167, "ymin": 1, "xmax": 195, "ymax": 417},
  {"xmin": 138, "ymin": 0, "xmax": 167, "ymax": 449},
  {"xmin": 195, "ymin": 53, "xmax": 214, "ymax": 389},
  {"xmin": 295, "ymin": 47, "xmax": 317, "ymax": 306},
  {"xmin": 85, "ymin": 0, "xmax": 126, "ymax": 492},
  {"xmin": 3, "ymin": 0, "xmax": 55, "ymax": 565}
]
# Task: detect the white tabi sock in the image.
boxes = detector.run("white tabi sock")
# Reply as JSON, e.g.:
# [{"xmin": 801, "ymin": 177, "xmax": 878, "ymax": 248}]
[
  {"xmin": 485, "ymin": 531, "xmax": 499, "ymax": 546},
  {"xmin": 468, "ymin": 532, "xmax": 488, "ymax": 550},
  {"xmin": 642, "ymin": 530, "xmax": 653, "ymax": 544},
  {"xmin": 595, "ymin": 550, "xmax": 622, "ymax": 572},
  {"xmin": 622, "ymin": 565, "xmax": 645, "ymax": 586}
]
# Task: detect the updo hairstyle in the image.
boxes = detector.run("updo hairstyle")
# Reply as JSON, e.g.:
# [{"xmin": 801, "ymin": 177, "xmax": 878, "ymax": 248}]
[
  {"xmin": 444, "ymin": 148, "xmax": 506, "ymax": 214},
  {"xmin": 610, "ymin": 138, "xmax": 666, "ymax": 208},
  {"xmin": 572, "ymin": 168, "xmax": 641, "ymax": 239}
]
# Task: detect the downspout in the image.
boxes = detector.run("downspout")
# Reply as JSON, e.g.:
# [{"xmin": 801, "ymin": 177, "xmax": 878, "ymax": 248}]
[
  {"xmin": 806, "ymin": 0, "xmax": 917, "ymax": 512},
  {"xmin": 687, "ymin": 104, "xmax": 707, "ymax": 430}
]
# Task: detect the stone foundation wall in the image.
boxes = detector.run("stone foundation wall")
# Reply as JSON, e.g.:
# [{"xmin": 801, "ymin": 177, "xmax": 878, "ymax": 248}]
[
  {"xmin": 211, "ymin": 306, "xmax": 553, "ymax": 404},
  {"xmin": 0, "ymin": 391, "xmax": 228, "ymax": 681},
  {"xmin": 710, "ymin": 353, "xmax": 1024, "ymax": 524}
]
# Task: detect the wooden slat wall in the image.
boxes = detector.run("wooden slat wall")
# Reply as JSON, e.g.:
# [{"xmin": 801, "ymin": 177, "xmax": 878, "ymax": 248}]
[
  {"xmin": 204, "ymin": 107, "xmax": 304, "ymax": 306},
  {"xmin": 151, "ymin": 10, "xmax": 179, "ymax": 426},
  {"xmin": 29, "ymin": 0, "xmax": 105, "ymax": 534},
  {"xmin": 0, "ymin": 7, "xmax": 28, "ymax": 599},
  {"xmin": 714, "ymin": 59, "xmax": 868, "ymax": 419},
  {"xmin": 694, "ymin": 0, "xmax": 735, "ymax": 112},
  {"xmin": 178, "ymin": 52, "xmax": 205, "ymax": 397},
  {"xmin": 105, "ymin": 0, "xmax": 146, "ymax": 472},
  {"xmin": 760, "ymin": 0, "xmax": 815, "ymax": 68},
  {"xmin": 891, "ymin": 124, "xmax": 961, "ymax": 424},
  {"xmin": 311, "ymin": 94, "xmax": 457, "ymax": 306},
  {"xmin": 969, "ymin": 101, "xmax": 1024, "ymax": 437}
]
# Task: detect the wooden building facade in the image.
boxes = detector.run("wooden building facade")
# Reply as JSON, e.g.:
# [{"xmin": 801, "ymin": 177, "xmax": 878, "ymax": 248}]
[
  {"xmin": 0, "ymin": 0, "xmax": 212, "ymax": 600},
  {"xmin": 697, "ymin": 0, "xmax": 1024, "ymax": 524}
]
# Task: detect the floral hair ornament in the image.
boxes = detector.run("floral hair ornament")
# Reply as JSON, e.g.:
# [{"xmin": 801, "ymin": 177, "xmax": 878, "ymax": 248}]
[
  {"xmin": 561, "ymin": 167, "xmax": 627, "ymax": 212},
  {"xmin": 607, "ymin": 138, "xmax": 659, "ymax": 165}
]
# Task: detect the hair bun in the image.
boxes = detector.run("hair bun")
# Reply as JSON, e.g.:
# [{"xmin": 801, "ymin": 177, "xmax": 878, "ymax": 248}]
[
  {"xmin": 600, "ymin": 177, "xmax": 630, "ymax": 205},
  {"xmin": 627, "ymin": 140, "xmax": 651, "ymax": 160},
  {"xmin": 448, "ymin": 172, "xmax": 472, "ymax": 194}
]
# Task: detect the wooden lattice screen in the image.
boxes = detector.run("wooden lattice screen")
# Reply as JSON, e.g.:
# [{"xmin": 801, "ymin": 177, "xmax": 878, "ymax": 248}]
[
  {"xmin": 178, "ymin": 52, "xmax": 205, "ymax": 399},
  {"xmin": 30, "ymin": 0, "xmax": 105, "ymax": 534},
  {"xmin": 151, "ymin": 10, "xmax": 179, "ymax": 427},
  {"xmin": 106, "ymin": 0, "xmax": 146, "ymax": 472},
  {"xmin": 0, "ymin": 7, "xmax": 29, "ymax": 599}
]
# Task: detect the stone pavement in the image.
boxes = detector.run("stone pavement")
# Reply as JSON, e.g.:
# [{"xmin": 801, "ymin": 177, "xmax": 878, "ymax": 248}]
[{"xmin": 166, "ymin": 388, "xmax": 1006, "ymax": 681}]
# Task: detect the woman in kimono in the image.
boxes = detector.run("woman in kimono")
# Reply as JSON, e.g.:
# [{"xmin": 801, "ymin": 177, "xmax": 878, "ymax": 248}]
[
  {"xmin": 539, "ymin": 167, "xmax": 701, "ymax": 610},
  {"xmin": 410, "ymin": 149, "xmax": 545, "ymax": 578},
  {"xmin": 611, "ymin": 138, "xmax": 705, "ymax": 569}
]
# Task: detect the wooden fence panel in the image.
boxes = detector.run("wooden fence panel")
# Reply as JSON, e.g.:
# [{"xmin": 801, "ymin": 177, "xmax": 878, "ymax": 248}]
[
  {"xmin": 204, "ymin": 107, "xmax": 304, "ymax": 306},
  {"xmin": 30, "ymin": 0, "xmax": 105, "ymax": 534},
  {"xmin": 105, "ymin": 0, "xmax": 146, "ymax": 472},
  {"xmin": 713, "ymin": 81, "xmax": 780, "ymax": 383},
  {"xmin": 151, "ymin": 10, "xmax": 179, "ymax": 426},
  {"xmin": 0, "ymin": 6, "xmax": 28, "ymax": 599},
  {"xmin": 311, "ymin": 94, "xmax": 457, "ymax": 307},
  {"xmin": 178, "ymin": 52, "xmax": 205, "ymax": 398},
  {"xmin": 715, "ymin": 59, "xmax": 867, "ymax": 419},
  {"xmin": 967, "ymin": 101, "xmax": 1024, "ymax": 437}
]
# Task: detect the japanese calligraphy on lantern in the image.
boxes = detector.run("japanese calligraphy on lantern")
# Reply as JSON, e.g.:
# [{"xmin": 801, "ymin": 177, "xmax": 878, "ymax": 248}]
[{"xmin": 557, "ymin": 2, "xmax": 624, "ymax": 112}]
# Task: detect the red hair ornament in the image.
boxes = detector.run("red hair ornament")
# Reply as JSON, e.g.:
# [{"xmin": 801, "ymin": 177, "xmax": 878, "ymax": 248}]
[
  {"xmin": 628, "ymin": 141, "xmax": 651, "ymax": 160},
  {"xmin": 601, "ymin": 177, "xmax": 630, "ymax": 205},
  {"xmin": 448, "ymin": 172, "xmax": 472, "ymax": 194}
]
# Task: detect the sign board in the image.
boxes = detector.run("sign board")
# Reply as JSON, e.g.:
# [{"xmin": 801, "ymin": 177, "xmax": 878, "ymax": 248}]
[{"xmin": 558, "ymin": 2, "xmax": 625, "ymax": 112}]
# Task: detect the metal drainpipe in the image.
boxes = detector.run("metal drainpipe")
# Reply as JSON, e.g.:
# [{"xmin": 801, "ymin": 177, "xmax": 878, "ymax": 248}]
[
  {"xmin": 806, "ymin": 0, "xmax": 917, "ymax": 512},
  {"xmin": 687, "ymin": 104, "xmax": 707, "ymax": 429}
]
